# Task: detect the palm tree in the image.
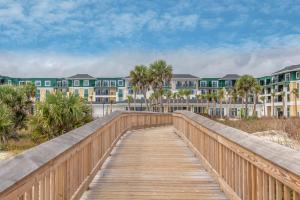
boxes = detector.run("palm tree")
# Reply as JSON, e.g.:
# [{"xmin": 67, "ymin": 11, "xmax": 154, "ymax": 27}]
[
  {"xmin": 178, "ymin": 89, "xmax": 185, "ymax": 110},
  {"xmin": 164, "ymin": 90, "xmax": 172, "ymax": 112},
  {"xmin": 235, "ymin": 75, "xmax": 258, "ymax": 118},
  {"xmin": 152, "ymin": 90, "xmax": 161, "ymax": 112},
  {"xmin": 127, "ymin": 95, "xmax": 133, "ymax": 111},
  {"xmin": 252, "ymin": 85, "xmax": 262, "ymax": 117},
  {"xmin": 129, "ymin": 65, "xmax": 151, "ymax": 111},
  {"xmin": 211, "ymin": 92, "xmax": 218, "ymax": 117},
  {"xmin": 218, "ymin": 88, "xmax": 225, "ymax": 118},
  {"xmin": 205, "ymin": 93, "xmax": 211, "ymax": 115},
  {"xmin": 149, "ymin": 60, "xmax": 173, "ymax": 112},
  {"xmin": 195, "ymin": 94, "xmax": 201, "ymax": 113},
  {"xmin": 231, "ymin": 90, "xmax": 238, "ymax": 118},
  {"xmin": 260, "ymin": 96, "xmax": 266, "ymax": 117},
  {"xmin": 291, "ymin": 88, "xmax": 299, "ymax": 117},
  {"xmin": 183, "ymin": 89, "xmax": 192, "ymax": 111},
  {"xmin": 132, "ymin": 85, "xmax": 138, "ymax": 111},
  {"xmin": 172, "ymin": 92, "xmax": 178, "ymax": 111},
  {"xmin": 271, "ymin": 92, "xmax": 276, "ymax": 117}
]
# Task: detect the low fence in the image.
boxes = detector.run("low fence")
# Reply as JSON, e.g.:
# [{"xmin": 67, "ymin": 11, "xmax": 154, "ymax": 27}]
[
  {"xmin": 0, "ymin": 111, "xmax": 172, "ymax": 200},
  {"xmin": 173, "ymin": 111, "xmax": 300, "ymax": 200}
]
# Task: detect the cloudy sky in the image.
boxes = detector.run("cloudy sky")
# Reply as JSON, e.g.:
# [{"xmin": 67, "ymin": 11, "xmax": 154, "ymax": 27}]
[{"xmin": 1, "ymin": 0, "xmax": 300, "ymax": 78}]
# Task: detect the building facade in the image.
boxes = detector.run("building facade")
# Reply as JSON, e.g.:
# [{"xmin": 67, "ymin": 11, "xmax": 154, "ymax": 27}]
[{"xmin": 1, "ymin": 64, "xmax": 300, "ymax": 117}]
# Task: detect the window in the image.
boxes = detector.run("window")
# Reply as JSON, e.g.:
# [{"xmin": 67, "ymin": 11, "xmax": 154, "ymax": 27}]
[
  {"xmin": 285, "ymin": 73, "xmax": 290, "ymax": 81},
  {"xmin": 84, "ymin": 89, "xmax": 89, "ymax": 97},
  {"xmin": 212, "ymin": 81, "xmax": 218, "ymax": 88},
  {"xmin": 45, "ymin": 80, "xmax": 51, "ymax": 87},
  {"xmin": 74, "ymin": 80, "xmax": 80, "ymax": 87},
  {"xmin": 74, "ymin": 89, "xmax": 79, "ymax": 95},
  {"xmin": 7, "ymin": 80, "xmax": 12, "ymax": 85},
  {"xmin": 35, "ymin": 80, "xmax": 41, "ymax": 87},
  {"xmin": 200, "ymin": 81, "xmax": 207, "ymax": 87},
  {"xmin": 297, "ymin": 72, "xmax": 300, "ymax": 79},
  {"xmin": 19, "ymin": 81, "xmax": 25, "ymax": 85},
  {"xmin": 95, "ymin": 80, "xmax": 101, "ymax": 87},
  {"xmin": 118, "ymin": 80, "xmax": 124, "ymax": 86},
  {"xmin": 83, "ymin": 80, "xmax": 89, "ymax": 86},
  {"xmin": 110, "ymin": 80, "xmax": 116, "ymax": 87},
  {"xmin": 62, "ymin": 80, "xmax": 68, "ymax": 87},
  {"xmin": 103, "ymin": 80, "xmax": 109, "ymax": 87}
]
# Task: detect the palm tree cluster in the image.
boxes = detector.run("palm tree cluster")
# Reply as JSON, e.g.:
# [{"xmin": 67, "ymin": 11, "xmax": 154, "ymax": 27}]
[
  {"xmin": 30, "ymin": 92, "xmax": 93, "ymax": 143},
  {"xmin": 0, "ymin": 84, "xmax": 35, "ymax": 143},
  {"xmin": 129, "ymin": 60, "xmax": 173, "ymax": 112}
]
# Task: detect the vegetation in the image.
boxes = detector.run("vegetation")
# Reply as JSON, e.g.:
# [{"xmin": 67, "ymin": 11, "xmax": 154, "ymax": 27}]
[
  {"xmin": 29, "ymin": 92, "xmax": 93, "ymax": 143},
  {"xmin": 0, "ymin": 83, "xmax": 93, "ymax": 152},
  {"xmin": 235, "ymin": 75, "xmax": 260, "ymax": 118},
  {"xmin": 129, "ymin": 60, "xmax": 173, "ymax": 112}
]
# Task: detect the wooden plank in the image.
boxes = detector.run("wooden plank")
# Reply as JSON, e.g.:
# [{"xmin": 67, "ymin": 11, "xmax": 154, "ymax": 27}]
[{"xmin": 80, "ymin": 127, "xmax": 229, "ymax": 200}]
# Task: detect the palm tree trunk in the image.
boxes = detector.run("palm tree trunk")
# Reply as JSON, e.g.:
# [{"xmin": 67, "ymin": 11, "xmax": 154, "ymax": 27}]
[
  {"xmin": 295, "ymin": 98, "xmax": 298, "ymax": 117},
  {"xmin": 143, "ymin": 90, "xmax": 149, "ymax": 111},
  {"xmin": 220, "ymin": 99, "xmax": 223, "ymax": 118},
  {"xmin": 245, "ymin": 93, "xmax": 248, "ymax": 118},
  {"xmin": 252, "ymin": 95, "xmax": 257, "ymax": 117},
  {"xmin": 134, "ymin": 92, "xmax": 137, "ymax": 111}
]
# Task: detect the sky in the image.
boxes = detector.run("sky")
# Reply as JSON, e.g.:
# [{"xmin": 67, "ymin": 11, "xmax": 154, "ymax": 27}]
[{"xmin": 1, "ymin": 0, "xmax": 300, "ymax": 78}]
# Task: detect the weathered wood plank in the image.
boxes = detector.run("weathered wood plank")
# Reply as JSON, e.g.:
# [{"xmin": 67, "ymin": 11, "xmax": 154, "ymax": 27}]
[{"xmin": 80, "ymin": 127, "xmax": 228, "ymax": 200}]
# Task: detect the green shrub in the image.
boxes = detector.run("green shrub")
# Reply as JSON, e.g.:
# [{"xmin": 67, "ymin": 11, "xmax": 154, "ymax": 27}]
[
  {"xmin": 29, "ymin": 92, "xmax": 93, "ymax": 143},
  {"xmin": 0, "ymin": 103, "xmax": 14, "ymax": 144}
]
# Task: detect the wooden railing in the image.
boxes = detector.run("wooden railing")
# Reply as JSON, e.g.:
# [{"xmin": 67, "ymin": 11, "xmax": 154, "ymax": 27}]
[
  {"xmin": 173, "ymin": 111, "xmax": 300, "ymax": 200},
  {"xmin": 0, "ymin": 111, "xmax": 172, "ymax": 200}
]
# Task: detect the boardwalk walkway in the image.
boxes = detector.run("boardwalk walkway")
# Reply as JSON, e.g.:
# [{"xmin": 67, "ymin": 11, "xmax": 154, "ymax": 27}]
[{"xmin": 80, "ymin": 126, "xmax": 228, "ymax": 200}]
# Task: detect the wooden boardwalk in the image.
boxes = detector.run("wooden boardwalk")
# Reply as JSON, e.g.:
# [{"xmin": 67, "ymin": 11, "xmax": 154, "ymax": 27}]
[{"xmin": 80, "ymin": 126, "xmax": 228, "ymax": 200}]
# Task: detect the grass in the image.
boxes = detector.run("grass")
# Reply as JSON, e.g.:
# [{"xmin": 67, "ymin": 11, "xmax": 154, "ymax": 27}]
[
  {"xmin": 0, "ymin": 130, "xmax": 36, "ymax": 152},
  {"xmin": 216, "ymin": 117, "xmax": 300, "ymax": 141}
]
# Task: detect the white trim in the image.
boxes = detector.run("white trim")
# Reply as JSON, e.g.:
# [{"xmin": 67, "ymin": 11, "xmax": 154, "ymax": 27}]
[
  {"xmin": 35, "ymin": 80, "xmax": 41, "ymax": 87},
  {"xmin": 74, "ymin": 80, "xmax": 80, "ymax": 87},
  {"xmin": 118, "ymin": 80, "xmax": 124, "ymax": 86},
  {"xmin": 83, "ymin": 80, "xmax": 89, "ymax": 87},
  {"xmin": 45, "ymin": 80, "xmax": 51, "ymax": 87}
]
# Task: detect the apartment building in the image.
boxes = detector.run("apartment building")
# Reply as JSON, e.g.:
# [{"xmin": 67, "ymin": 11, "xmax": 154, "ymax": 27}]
[{"xmin": 1, "ymin": 64, "xmax": 300, "ymax": 117}]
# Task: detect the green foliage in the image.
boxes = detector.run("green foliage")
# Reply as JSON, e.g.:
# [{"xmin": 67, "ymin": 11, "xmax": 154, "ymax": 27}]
[
  {"xmin": 29, "ymin": 92, "xmax": 93, "ymax": 143},
  {"xmin": 0, "ymin": 85, "xmax": 35, "ymax": 135},
  {"xmin": 0, "ymin": 103, "xmax": 14, "ymax": 144}
]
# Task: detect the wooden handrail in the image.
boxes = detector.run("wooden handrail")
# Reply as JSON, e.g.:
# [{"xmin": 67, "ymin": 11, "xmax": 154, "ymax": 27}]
[
  {"xmin": 173, "ymin": 111, "xmax": 300, "ymax": 200},
  {"xmin": 0, "ymin": 111, "xmax": 172, "ymax": 200}
]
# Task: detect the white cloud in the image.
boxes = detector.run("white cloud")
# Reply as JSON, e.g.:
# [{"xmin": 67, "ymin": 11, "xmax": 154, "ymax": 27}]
[{"xmin": 1, "ymin": 42, "xmax": 300, "ymax": 78}]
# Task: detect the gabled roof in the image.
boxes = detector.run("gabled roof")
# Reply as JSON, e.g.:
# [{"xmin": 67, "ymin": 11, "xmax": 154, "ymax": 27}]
[
  {"xmin": 220, "ymin": 74, "xmax": 240, "ymax": 80},
  {"xmin": 272, "ymin": 64, "xmax": 300, "ymax": 75},
  {"xmin": 172, "ymin": 74, "xmax": 199, "ymax": 79},
  {"xmin": 68, "ymin": 74, "xmax": 95, "ymax": 79}
]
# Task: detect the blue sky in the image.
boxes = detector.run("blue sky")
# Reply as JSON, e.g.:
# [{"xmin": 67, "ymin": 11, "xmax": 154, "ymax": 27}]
[{"xmin": 1, "ymin": 0, "xmax": 300, "ymax": 77}]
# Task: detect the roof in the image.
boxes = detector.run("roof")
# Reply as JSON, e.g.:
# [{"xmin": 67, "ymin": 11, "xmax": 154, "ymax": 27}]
[
  {"xmin": 124, "ymin": 74, "xmax": 199, "ymax": 79},
  {"xmin": 272, "ymin": 64, "xmax": 300, "ymax": 75},
  {"xmin": 172, "ymin": 74, "xmax": 199, "ymax": 79},
  {"xmin": 68, "ymin": 74, "xmax": 95, "ymax": 79},
  {"xmin": 220, "ymin": 74, "xmax": 240, "ymax": 80}
]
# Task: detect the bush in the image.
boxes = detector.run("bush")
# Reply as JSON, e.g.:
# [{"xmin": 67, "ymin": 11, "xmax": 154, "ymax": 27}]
[
  {"xmin": 29, "ymin": 92, "xmax": 93, "ymax": 143},
  {"xmin": 0, "ymin": 103, "xmax": 14, "ymax": 144}
]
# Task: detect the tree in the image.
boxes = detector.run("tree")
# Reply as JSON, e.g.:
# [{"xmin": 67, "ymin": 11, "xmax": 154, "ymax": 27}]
[
  {"xmin": 129, "ymin": 65, "xmax": 151, "ymax": 111},
  {"xmin": 235, "ymin": 75, "xmax": 258, "ymax": 118},
  {"xmin": 172, "ymin": 92, "xmax": 178, "ymax": 111},
  {"xmin": 211, "ymin": 92, "xmax": 218, "ymax": 117},
  {"xmin": 231, "ymin": 89, "xmax": 238, "ymax": 118},
  {"xmin": 164, "ymin": 90, "xmax": 172, "ymax": 112},
  {"xmin": 127, "ymin": 95, "xmax": 133, "ymax": 111},
  {"xmin": 178, "ymin": 89, "xmax": 185, "ymax": 110},
  {"xmin": 195, "ymin": 94, "xmax": 201, "ymax": 113},
  {"xmin": 205, "ymin": 93, "xmax": 211, "ymax": 115},
  {"xmin": 29, "ymin": 92, "xmax": 93, "ymax": 143},
  {"xmin": 218, "ymin": 88, "xmax": 225, "ymax": 118},
  {"xmin": 260, "ymin": 96, "xmax": 266, "ymax": 117},
  {"xmin": 291, "ymin": 88, "xmax": 299, "ymax": 117},
  {"xmin": 132, "ymin": 85, "xmax": 138, "ymax": 111},
  {"xmin": 271, "ymin": 92, "xmax": 276, "ymax": 117},
  {"xmin": 252, "ymin": 85, "xmax": 262, "ymax": 117},
  {"xmin": 183, "ymin": 89, "xmax": 192, "ymax": 111},
  {"xmin": 0, "ymin": 103, "xmax": 13, "ymax": 144},
  {"xmin": 149, "ymin": 60, "xmax": 173, "ymax": 112}
]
